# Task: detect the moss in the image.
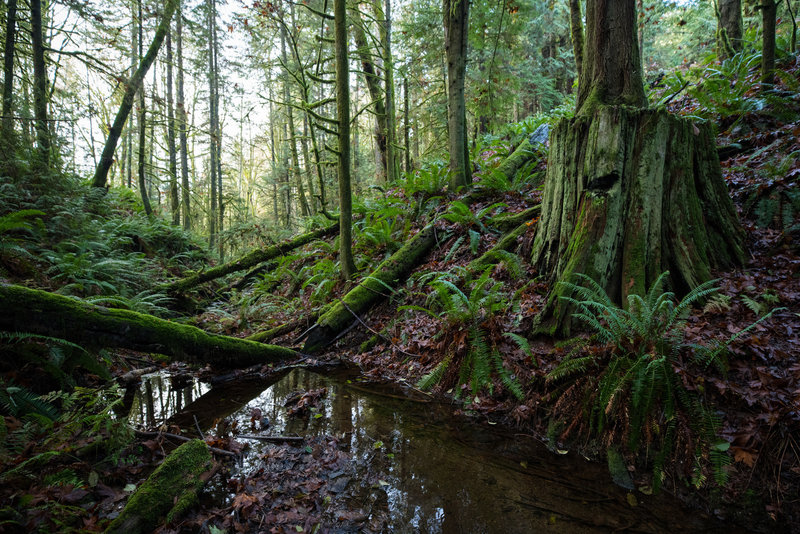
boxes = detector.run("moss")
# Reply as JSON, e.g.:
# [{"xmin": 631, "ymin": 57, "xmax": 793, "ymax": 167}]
[
  {"xmin": 105, "ymin": 439, "xmax": 212, "ymax": 534},
  {"xmin": 0, "ymin": 283, "xmax": 299, "ymax": 367}
]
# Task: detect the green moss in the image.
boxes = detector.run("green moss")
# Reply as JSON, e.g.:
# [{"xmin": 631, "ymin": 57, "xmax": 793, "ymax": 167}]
[{"xmin": 105, "ymin": 439, "xmax": 212, "ymax": 534}]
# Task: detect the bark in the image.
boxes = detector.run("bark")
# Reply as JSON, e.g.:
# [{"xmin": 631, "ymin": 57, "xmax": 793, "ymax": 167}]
[
  {"xmin": 376, "ymin": 0, "xmax": 398, "ymax": 183},
  {"xmin": 137, "ymin": 0, "xmax": 152, "ymax": 216},
  {"xmin": 1, "ymin": 0, "xmax": 17, "ymax": 139},
  {"xmin": 303, "ymin": 225, "xmax": 437, "ymax": 352},
  {"xmin": 282, "ymin": 28, "xmax": 310, "ymax": 217},
  {"xmin": 444, "ymin": 0, "xmax": 471, "ymax": 191},
  {"xmin": 576, "ymin": 0, "xmax": 645, "ymax": 117},
  {"xmin": 0, "ymin": 284, "xmax": 299, "ymax": 367},
  {"xmin": 208, "ymin": 0, "xmax": 218, "ymax": 247},
  {"xmin": 167, "ymin": 28, "xmax": 179, "ymax": 225},
  {"xmin": 104, "ymin": 439, "xmax": 213, "ymax": 534},
  {"xmin": 761, "ymin": 0, "xmax": 777, "ymax": 88},
  {"xmin": 352, "ymin": 8, "xmax": 388, "ymax": 183},
  {"xmin": 403, "ymin": 77, "xmax": 411, "ymax": 172},
  {"xmin": 30, "ymin": 0, "xmax": 50, "ymax": 167},
  {"xmin": 531, "ymin": 108, "xmax": 746, "ymax": 335},
  {"xmin": 335, "ymin": 0, "xmax": 356, "ymax": 278},
  {"xmin": 177, "ymin": 1, "xmax": 191, "ymax": 229},
  {"xmin": 568, "ymin": 0, "xmax": 584, "ymax": 76},
  {"xmin": 493, "ymin": 136, "xmax": 543, "ymax": 184},
  {"xmin": 92, "ymin": 0, "xmax": 179, "ymax": 189},
  {"xmin": 716, "ymin": 0, "xmax": 743, "ymax": 59},
  {"xmin": 164, "ymin": 222, "xmax": 339, "ymax": 293}
]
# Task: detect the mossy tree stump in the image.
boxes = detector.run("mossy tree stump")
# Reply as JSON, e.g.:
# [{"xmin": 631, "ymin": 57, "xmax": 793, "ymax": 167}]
[{"xmin": 531, "ymin": 106, "xmax": 745, "ymax": 335}]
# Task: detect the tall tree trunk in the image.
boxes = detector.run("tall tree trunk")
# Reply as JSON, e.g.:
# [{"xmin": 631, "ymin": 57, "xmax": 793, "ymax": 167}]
[
  {"xmin": 761, "ymin": 0, "xmax": 777, "ymax": 88},
  {"xmin": 375, "ymin": 0, "xmax": 398, "ymax": 183},
  {"xmin": 716, "ymin": 0, "xmax": 743, "ymax": 59},
  {"xmin": 176, "ymin": 0, "xmax": 190, "ymax": 229},
  {"xmin": 137, "ymin": 0, "xmax": 152, "ymax": 215},
  {"xmin": 282, "ymin": 25, "xmax": 310, "ymax": 217},
  {"xmin": 30, "ymin": 0, "xmax": 50, "ymax": 168},
  {"xmin": 92, "ymin": 0, "xmax": 178, "ymax": 189},
  {"xmin": 568, "ymin": 0, "xmax": 584, "ymax": 76},
  {"xmin": 335, "ymin": 0, "xmax": 355, "ymax": 278},
  {"xmin": 207, "ymin": 0, "xmax": 218, "ymax": 247},
  {"xmin": 403, "ymin": 77, "xmax": 410, "ymax": 173},
  {"xmin": 352, "ymin": 9, "xmax": 388, "ymax": 183},
  {"xmin": 576, "ymin": 0, "xmax": 645, "ymax": 117},
  {"xmin": 1, "ymin": 0, "xmax": 17, "ymax": 143},
  {"xmin": 167, "ymin": 27, "xmax": 179, "ymax": 224},
  {"xmin": 444, "ymin": 0, "xmax": 470, "ymax": 191},
  {"xmin": 212, "ymin": 7, "xmax": 223, "ymax": 258},
  {"xmin": 532, "ymin": 0, "xmax": 745, "ymax": 335}
]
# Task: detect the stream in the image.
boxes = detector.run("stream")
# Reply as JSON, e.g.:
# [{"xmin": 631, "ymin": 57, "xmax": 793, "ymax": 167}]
[{"xmin": 127, "ymin": 368, "xmax": 745, "ymax": 533}]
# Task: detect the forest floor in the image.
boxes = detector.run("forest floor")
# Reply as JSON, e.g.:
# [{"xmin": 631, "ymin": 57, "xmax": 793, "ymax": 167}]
[{"xmin": 1, "ymin": 60, "xmax": 800, "ymax": 533}]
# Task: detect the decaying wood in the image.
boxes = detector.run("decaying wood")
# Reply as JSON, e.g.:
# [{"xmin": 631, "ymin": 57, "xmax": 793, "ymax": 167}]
[
  {"xmin": 163, "ymin": 221, "xmax": 338, "ymax": 293},
  {"xmin": 104, "ymin": 439, "xmax": 214, "ymax": 534},
  {"xmin": 302, "ymin": 225, "xmax": 437, "ymax": 352},
  {"xmin": 0, "ymin": 284, "xmax": 299, "ymax": 367},
  {"xmin": 531, "ymin": 107, "xmax": 745, "ymax": 335}
]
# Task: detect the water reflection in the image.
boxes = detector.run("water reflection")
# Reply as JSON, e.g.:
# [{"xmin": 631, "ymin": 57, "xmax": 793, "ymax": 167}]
[{"xmin": 129, "ymin": 369, "xmax": 743, "ymax": 533}]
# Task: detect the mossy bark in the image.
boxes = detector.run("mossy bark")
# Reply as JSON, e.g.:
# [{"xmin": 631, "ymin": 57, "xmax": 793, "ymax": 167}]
[
  {"xmin": 105, "ymin": 439, "xmax": 213, "ymax": 534},
  {"xmin": 491, "ymin": 205, "xmax": 540, "ymax": 232},
  {"xmin": 0, "ymin": 284, "xmax": 299, "ymax": 367},
  {"xmin": 531, "ymin": 107, "xmax": 745, "ymax": 335},
  {"xmin": 163, "ymin": 222, "xmax": 338, "ymax": 293},
  {"xmin": 468, "ymin": 218, "xmax": 534, "ymax": 274},
  {"xmin": 494, "ymin": 138, "xmax": 540, "ymax": 182},
  {"xmin": 303, "ymin": 225, "xmax": 437, "ymax": 352}
]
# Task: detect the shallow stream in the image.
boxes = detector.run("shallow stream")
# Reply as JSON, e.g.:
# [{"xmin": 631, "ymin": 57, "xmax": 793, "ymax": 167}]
[{"xmin": 128, "ymin": 368, "xmax": 744, "ymax": 533}]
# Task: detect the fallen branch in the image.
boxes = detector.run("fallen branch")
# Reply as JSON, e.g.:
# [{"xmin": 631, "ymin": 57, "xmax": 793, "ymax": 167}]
[
  {"xmin": 302, "ymin": 225, "xmax": 437, "ymax": 352},
  {"xmin": 0, "ymin": 284, "xmax": 299, "ymax": 368},
  {"xmin": 104, "ymin": 439, "xmax": 215, "ymax": 534},
  {"xmin": 133, "ymin": 430, "xmax": 236, "ymax": 457},
  {"xmin": 163, "ymin": 222, "xmax": 339, "ymax": 293},
  {"xmin": 237, "ymin": 434, "xmax": 305, "ymax": 443}
]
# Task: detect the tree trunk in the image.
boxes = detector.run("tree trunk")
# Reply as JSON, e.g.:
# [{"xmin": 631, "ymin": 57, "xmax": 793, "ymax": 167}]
[
  {"xmin": 444, "ymin": 0, "xmax": 471, "ymax": 191},
  {"xmin": 716, "ymin": 0, "xmax": 743, "ymax": 59},
  {"xmin": 335, "ymin": 0, "xmax": 356, "ymax": 278},
  {"xmin": 376, "ymin": 0, "xmax": 398, "ymax": 183},
  {"xmin": 531, "ymin": 108, "xmax": 746, "ymax": 335},
  {"xmin": 576, "ymin": 0, "xmax": 645, "ymax": 117},
  {"xmin": 92, "ymin": 0, "xmax": 178, "ymax": 189},
  {"xmin": 177, "ymin": 1, "xmax": 191, "ymax": 229},
  {"xmin": 137, "ymin": 0, "xmax": 153, "ymax": 216},
  {"xmin": 761, "ymin": 0, "xmax": 777, "ymax": 88},
  {"xmin": 403, "ymin": 77, "xmax": 411, "ymax": 173},
  {"xmin": 207, "ymin": 0, "xmax": 218, "ymax": 247},
  {"xmin": 105, "ymin": 440, "xmax": 213, "ymax": 534},
  {"xmin": 163, "ymin": 221, "xmax": 339, "ymax": 293},
  {"xmin": 1, "ymin": 0, "xmax": 17, "ymax": 143},
  {"xmin": 167, "ymin": 28, "xmax": 179, "ymax": 225},
  {"xmin": 352, "ymin": 8, "xmax": 388, "ymax": 183},
  {"xmin": 568, "ymin": 0, "xmax": 584, "ymax": 76},
  {"xmin": 0, "ymin": 284, "xmax": 299, "ymax": 367},
  {"xmin": 303, "ymin": 225, "xmax": 436, "ymax": 352},
  {"xmin": 30, "ymin": 0, "xmax": 50, "ymax": 167}
]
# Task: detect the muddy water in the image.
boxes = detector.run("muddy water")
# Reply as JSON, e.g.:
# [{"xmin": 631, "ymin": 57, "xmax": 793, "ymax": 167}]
[{"xmin": 128, "ymin": 368, "xmax": 742, "ymax": 533}]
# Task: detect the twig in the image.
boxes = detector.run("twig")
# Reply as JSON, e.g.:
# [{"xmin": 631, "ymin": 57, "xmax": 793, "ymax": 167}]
[
  {"xmin": 338, "ymin": 298, "xmax": 425, "ymax": 360},
  {"xmin": 660, "ymin": 81, "xmax": 690, "ymax": 108},
  {"xmin": 133, "ymin": 429, "xmax": 237, "ymax": 457},
  {"xmin": 236, "ymin": 435, "xmax": 305, "ymax": 443},
  {"xmin": 193, "ymin": 415, "xmax": 205, "ymax": 439}
]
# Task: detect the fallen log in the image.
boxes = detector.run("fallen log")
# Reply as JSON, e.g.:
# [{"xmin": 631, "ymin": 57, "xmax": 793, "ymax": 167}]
[
  {"xmin": 163, "ymin": 222, "xmax": 339, "ymax": 293},
  {"xmin": 246, "ymin": 311, "xmax": 321, "ymax": 344},
  {"xmin": 302, "ymin": 225, "xmax": 437, "ymax": 353},
  {"xmin": 491, "ymin": 205, "xmax": 540, "ymax": 232},
  {"xmin": 104, "ymin": 439, "xmax": 214, "ymax": 534},
  {"xmin": 467, "ymin": 217, "xmax": 536, "ymax": 274},
  {"xmin": 493, "ymin": 129, "xmax": 546, "ymax": 183},
  {"xmin": 0, "ymin": 284, "xmax": 299, "ymax": 367}
]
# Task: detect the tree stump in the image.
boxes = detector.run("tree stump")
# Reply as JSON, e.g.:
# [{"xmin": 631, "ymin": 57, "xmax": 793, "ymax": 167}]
[{"xmin": 531, "ymin": 106, "xmax": 745, "ymax": 335}]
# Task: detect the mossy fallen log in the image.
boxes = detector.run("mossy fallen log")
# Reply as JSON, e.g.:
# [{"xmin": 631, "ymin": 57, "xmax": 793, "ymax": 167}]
[
  {"xmin": 104, "ymin": 439, "xmax": 213, "ymax": 534},
  {"xmin": 164, "ymin": 222, "xmax": 338, "ymax": 293},
  {"xmin": 303, "ymin": 225, "xmax": 437, "ymax": 352},
  {"xmin": 490, "ymin": 205, "xmax": 540, "ymax": 233},
  {"xmin": 0, "ymin": 284, "xmax": 299, "ymax": 367},
  {"xmin": 467, "ymin": 217, "xmax": 536, "ymax": 274}
]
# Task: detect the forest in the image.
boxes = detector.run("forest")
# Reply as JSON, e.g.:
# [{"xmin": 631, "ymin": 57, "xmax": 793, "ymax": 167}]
[{"xmin": 0, "ymin": 0, "xmax": 799, "ymax": 531}]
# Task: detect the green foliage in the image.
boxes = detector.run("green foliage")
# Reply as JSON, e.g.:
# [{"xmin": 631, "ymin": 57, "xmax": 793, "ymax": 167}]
[
  {"xmin": 0, "ymin": 332, "xmax": 110, "ymax": 387},
  {"xmin": 407, "ymin": 268, "xmax": 523, "ymax": 400},
  {"xmin": 404, "ymin": 161, "xmax": 450, "ymax": 197},
  {"xmin": 546, "ymin": 271, "xmax": 779, "ymax": 489}
]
